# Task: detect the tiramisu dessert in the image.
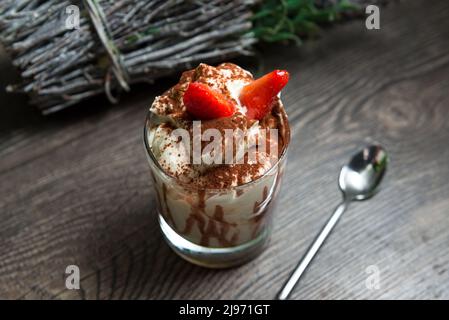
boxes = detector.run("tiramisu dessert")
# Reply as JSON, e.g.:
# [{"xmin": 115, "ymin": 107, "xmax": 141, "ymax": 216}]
[{"xmin": 144, "ymin": 63, "xmax": 290, "ymax": 267}]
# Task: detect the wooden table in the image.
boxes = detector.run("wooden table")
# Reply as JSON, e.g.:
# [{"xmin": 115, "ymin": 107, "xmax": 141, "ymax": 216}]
[{"xmin": 1, "ymin": 0, "xmax": 448, "ymax": 299}]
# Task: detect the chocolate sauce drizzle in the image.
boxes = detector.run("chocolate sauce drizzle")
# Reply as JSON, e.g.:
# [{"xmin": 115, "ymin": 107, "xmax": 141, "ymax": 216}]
[
  {"xmin": 161, "ymin": 183, "xmax": 176, "ymax": 229},
  {"xmin": 181, "ymin": 191, "xmax": 239, "ymax": 247}
]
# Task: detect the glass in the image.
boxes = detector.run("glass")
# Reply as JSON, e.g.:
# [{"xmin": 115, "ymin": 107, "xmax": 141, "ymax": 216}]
[{"xmin": 143, "ymin": 115, "xmax": 290, "ymax": 268}]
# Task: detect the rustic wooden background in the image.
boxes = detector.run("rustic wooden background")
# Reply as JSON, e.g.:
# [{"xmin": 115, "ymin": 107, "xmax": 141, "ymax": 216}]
[{"xmin": 1, "ymin": 0, "xmax": 448, "ymax": 299}]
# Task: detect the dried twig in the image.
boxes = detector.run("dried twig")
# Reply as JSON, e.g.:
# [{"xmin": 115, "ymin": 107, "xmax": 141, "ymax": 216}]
[{"xmin": 0, "ymin": 0, "xmax": 389, "ymax": 114}]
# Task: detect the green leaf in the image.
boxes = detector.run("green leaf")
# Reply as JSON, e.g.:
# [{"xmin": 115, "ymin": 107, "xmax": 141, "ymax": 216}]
[{"xmin": 250, "ymin": 0, "xmax": 364, "ymax": 45}]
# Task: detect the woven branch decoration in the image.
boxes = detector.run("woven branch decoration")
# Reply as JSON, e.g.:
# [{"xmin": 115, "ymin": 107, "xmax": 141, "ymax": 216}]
[{"xmin": 0, "ymin": 0, "xmax": 387, "ymax": 114}]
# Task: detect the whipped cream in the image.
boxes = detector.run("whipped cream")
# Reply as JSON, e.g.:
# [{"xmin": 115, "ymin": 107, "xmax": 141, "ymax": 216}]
[{"xmin": 147, "ymin": 63, "xmax": 287, "ymax": 188}]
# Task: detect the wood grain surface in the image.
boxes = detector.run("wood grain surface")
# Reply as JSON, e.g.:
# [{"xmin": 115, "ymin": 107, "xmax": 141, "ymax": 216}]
[{"xmin": 1, "ymin": 0, "xmax": 449, "ymax": 299}]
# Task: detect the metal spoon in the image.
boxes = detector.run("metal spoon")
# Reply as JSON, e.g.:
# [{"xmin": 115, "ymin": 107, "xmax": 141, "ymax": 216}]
[{"xmin": 276, "ymin": 144, "xmax": 388, "ymax": 300}]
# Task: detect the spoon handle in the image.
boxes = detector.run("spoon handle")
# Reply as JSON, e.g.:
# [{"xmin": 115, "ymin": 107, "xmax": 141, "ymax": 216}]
[{"xmin": 276, "ymin": 200, "xmax": 349, "ymax": 300}]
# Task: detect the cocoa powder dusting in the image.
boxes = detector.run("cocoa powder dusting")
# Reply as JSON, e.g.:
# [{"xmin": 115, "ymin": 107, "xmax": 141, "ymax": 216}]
[{"xmin": 149, "ymin": 63, "xmax": 290, "ymax": 189}]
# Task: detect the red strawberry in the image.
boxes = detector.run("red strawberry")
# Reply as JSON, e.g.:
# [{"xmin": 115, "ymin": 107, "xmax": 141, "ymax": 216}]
[
  {"xmin": 240, "ymin": 70, "xmax": 289, "ymax": 120},
  {"xmin": 183, "ymin": 82, "xmax": 235, "ymax": 120}
]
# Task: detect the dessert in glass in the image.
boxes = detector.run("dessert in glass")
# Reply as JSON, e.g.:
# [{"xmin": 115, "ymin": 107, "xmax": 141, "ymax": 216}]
[{"xmin": 144, "ymin": 63, "xmax": 290, "ymax": 268}]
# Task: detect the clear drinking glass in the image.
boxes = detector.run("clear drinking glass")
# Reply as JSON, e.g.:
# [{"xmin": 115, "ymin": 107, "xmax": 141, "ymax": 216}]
[{"xmin": 143, "ymin": 115, "xmax": 290, "ymax": 268}]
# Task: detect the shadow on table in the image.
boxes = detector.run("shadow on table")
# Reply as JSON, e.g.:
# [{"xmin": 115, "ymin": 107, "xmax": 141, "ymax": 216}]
[{"xmin": 69, "ymin": 194, "xmax": 231, "ymax": 300}]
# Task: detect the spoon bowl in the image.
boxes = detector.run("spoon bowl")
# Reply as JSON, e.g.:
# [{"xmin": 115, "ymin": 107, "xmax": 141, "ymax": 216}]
[{"xmin": 339, "ymin": 145, "xmax": 388, "ymax": 200}]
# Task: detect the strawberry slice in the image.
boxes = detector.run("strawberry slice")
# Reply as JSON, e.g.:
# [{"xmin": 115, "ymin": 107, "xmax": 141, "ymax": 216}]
[
  {"xmin": 240, "ymin": 70, "xmax": 289, "ymax": 120},
  {"xmin": 183, "ymin": 82, "xmax": 235, "ymax": 120}
]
